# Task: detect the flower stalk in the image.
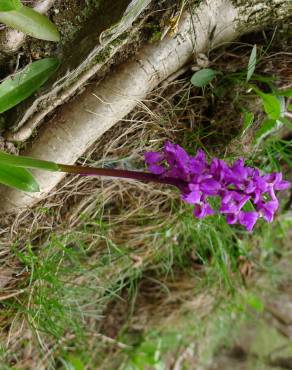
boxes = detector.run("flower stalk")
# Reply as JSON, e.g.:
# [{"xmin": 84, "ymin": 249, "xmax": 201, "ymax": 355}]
[{"xmin": 58, "ymin": 164, "xmax": 186, "ymax": 188}]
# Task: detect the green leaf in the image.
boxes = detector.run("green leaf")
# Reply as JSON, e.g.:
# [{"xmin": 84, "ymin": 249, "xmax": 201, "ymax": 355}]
[
  {"xmin": 191, "ymin": 68, "xmax": 220, "ymax": 87},
  {"xmin": 246, "ymin": 44, "xmax": 257, "ymax": 82},
  {"xmin": 246, "ymin": 293, "xmax": 264, "ymax": 313},
  {"xmin": 0, "ymin": 163, "xmax": 39, "ymax": 192},
  {"xmin": 277, "ymin": 88, "xmax": 292, "ymax": 97},
  {"xmin": 260, "ymin": 93, "xmax": 281, "ymax": 120},
  {"xmin": 255, "ymin": 118, "xmax": 277, "ymax": 142},
  {"xmin": 0, "ymin": 150, "xmax": 59, "ymax": 171},
  {"xmin": 0, "ymin": 58, "xmax": 60, "ymax": 113},
  {"xmin": 0, "ymin": 0, "xmax": 21, "ymax": 11},
  {"xmin": 252, "ymin": 87, "xmax": 282, "ymax": 120},
  {"xmin": 0, "ymin": 5, "xmax": 60, "ymax": 41},
  {"xmin": 67, "ymin": 357, "xmax": 85, "ymax": 370}
]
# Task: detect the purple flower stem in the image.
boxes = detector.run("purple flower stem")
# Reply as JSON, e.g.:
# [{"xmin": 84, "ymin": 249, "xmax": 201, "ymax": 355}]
[{"xmin": 58, "ymin": 164, "xmax": 186, "ymax": 189}]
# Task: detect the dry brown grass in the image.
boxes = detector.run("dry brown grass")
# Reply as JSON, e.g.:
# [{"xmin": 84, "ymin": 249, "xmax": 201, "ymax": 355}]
[{"xmin": 0, "ymin": 77, "xmax": 197, "ymax": 368}]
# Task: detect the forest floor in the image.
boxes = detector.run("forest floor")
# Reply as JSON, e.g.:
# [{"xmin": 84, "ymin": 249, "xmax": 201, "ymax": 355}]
[{"xmin": 0, "ymin": 9, "xmax": 292, "ymax": 370}]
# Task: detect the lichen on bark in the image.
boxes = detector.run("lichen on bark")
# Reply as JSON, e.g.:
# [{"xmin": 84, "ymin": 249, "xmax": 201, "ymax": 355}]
[{"xmin": 232, "ymin": 0, "xmax": 291, "ymax": 27}]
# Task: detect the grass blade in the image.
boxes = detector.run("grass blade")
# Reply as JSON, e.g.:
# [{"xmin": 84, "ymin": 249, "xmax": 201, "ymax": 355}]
[
  {"xmin": 241, "ymin": 110, "xmax": 254, "ymax": 136},
  {"xmin": 246, "ymin": 45, "xmax": 257, "ymax": 82},
  {"xmin": 0, "ymin": 58, "xmax": 60, "ymax": 113}
]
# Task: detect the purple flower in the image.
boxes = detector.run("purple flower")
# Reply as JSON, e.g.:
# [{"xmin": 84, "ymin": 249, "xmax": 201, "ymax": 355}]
[
  {"xmin": 256, "ymin": 199, "xmax": 279, "ymax": 223},
  {"xmin": 194, "ymin": 202, "xmax": 214, "ymax": 218},
  {"xmin": 182, "ymin": 184, "xmax": 201, "ymax": 204},
  {"xmin": 220, "ymin": 192, "xmax": 250, "ymax": 214},
  {"xmin": 144, "ymin": 152, "xmax": 165, "ymax": 175},
  {"xmin": 145, "ymin": 142, "xmax": 290, "ymax": 232},
  {"xmin": 264, "ymin": 172, "xmax": 290, "ymax": 191},
  {"xmin": 238, "ymin": 211, "xmax": 259, "ymax": 232}
]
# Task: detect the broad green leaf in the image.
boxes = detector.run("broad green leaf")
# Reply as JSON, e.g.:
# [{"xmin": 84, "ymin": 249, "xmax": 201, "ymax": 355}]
[
  {"xmin": 0, "ymin": 0, "xmax": 21, "ymax": 11},
  {"xmin": 191, "ymin": 68, "xmax": 220, "ymax": 87},
  {"xmin": 246, "ymin": 44, "xmax": 257, "ymax": 82},
  {"xmin": 259, "ymin": 93, "xmax": 281, "ymax": 120},
  {"xmin": 0, "ymin": 5, "xmax": 60, "ymax": 41},
  {"xmin": 0, "ymin": 163, "xmax": 39, "ymax": 192},
  {"xmin": 253, "ymin": 86, "xmax": 284, "ymax": 120},
  {"xmin": 0, "ymin": 150, "xmax": 59, "ymax": 171},
  {"xmin": 255, "ymin": 118, "xmax": 277, "ymax": 142},
  {"xmin": 0, "ymin": 58, "xmax": 60, "ymax": 113}
]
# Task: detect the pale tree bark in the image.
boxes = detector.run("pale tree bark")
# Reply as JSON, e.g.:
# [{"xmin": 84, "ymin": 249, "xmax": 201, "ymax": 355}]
[
  {"xmin": 0, "ymin": 0, "xmax": 291, "ymax": 213},
  {"xmin": 4, "ymin": 0, "xmax": 152, "ymax": 137}
]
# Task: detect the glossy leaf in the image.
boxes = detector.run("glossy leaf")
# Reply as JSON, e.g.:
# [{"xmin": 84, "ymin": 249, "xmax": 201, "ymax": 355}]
[
  {"xmin": 0, "ymin": 163, "xmax": 39, "ymax": 192},
  {"xmin": 0, "ymin": 0, "xmax": 21, "ymax": 11},
  {"xmin": 0, "ymin": 58, "xmax": 60, "ymax": 113},
  {"xmin": 191, "ymin": 69, "xmax": 220, "ymax": 87},
  {"xmin": 246, "ymin": 45, "xmax": 257, "ymax": 82},
  {"xmin": 0, "ymin": 5, "xmax": 60, "ymax": 41},
  {"xmin": 0, "ymin": 150, "xmax": 59, "ymax": 171}
]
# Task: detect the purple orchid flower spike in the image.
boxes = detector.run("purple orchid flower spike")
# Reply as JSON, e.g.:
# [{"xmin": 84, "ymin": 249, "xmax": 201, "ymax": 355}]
[
  {"xmin": 8, "ymin": 139, "xmax": 288, "ymax": 232},
  {"xmin": 14, "ymin": 139, "xmax": 287, "ymax": 233},
  {"xmin": 145, "ymin": 141, "xmax": 290, "ymax": 232}
]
